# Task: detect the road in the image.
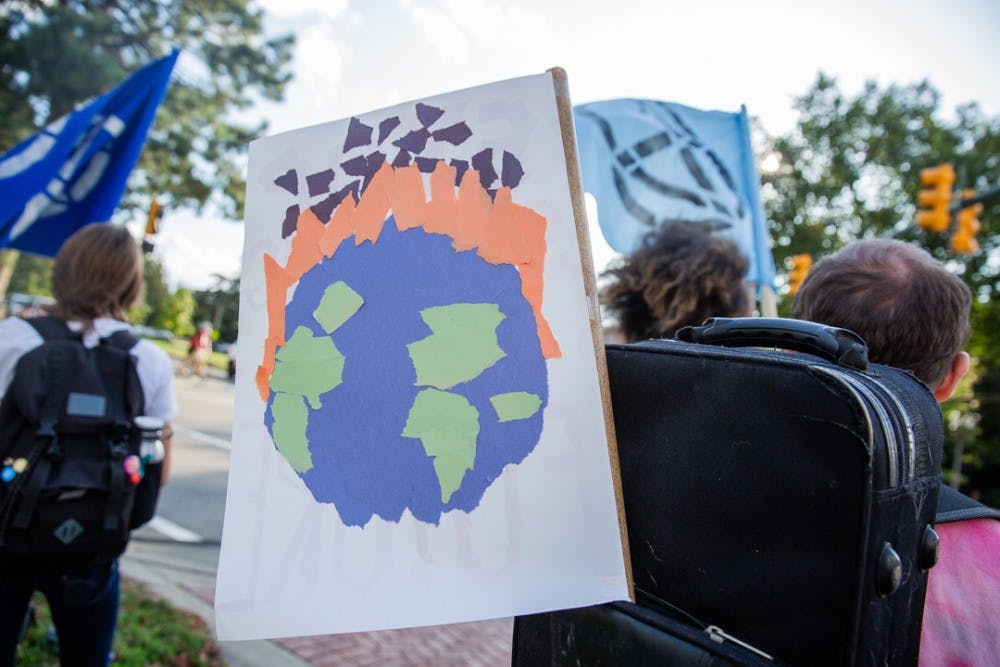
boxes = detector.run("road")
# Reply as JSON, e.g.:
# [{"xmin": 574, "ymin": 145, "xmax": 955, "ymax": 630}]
[{"xmin": 130, "ymin": 371, "xmax": 232, "ymax": 571}]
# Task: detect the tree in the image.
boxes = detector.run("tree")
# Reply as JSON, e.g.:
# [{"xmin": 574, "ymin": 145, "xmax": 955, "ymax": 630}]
[
  {"xmin": 761, "ymin": 73, "xmax": 1000, "ymax": 296},
  {"xmin": 192, "ymin": 275, "xmax": 239, "ymax": 343},
  {"xmin": 5, "ymin": 252, "xmax": 52, "ymax": 297},
  {"xmin": 140, "ymin": 255, "xmax": 172, "ymax": 329},
  {"xmin": 760, "ymin": 73, "xmax": 1000, "ymax": 505},
  {"xmin": 1, "ymin": 1, "xmax": 293, "ymax": 219},
  {"xmin": 162, "ymin": 286, "xmax": 196, "ymax": 338}
]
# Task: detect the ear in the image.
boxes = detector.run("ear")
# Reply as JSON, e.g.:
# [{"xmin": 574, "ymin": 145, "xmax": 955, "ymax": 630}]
[{"xmin": 933, "ymin": 351, "xmax": 970, "ymax": 403}]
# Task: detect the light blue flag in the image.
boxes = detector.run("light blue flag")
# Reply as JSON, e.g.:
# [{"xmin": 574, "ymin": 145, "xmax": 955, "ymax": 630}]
[
  {"xmin": 574, "ymin": 99, "xmax": 776, "ymax": 288},
  {"xmin": 0, "ymin": 50, "xmax": 179, "ymax": 256}
]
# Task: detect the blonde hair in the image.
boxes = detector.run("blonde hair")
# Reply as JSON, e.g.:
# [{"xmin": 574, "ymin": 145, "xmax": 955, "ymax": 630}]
[{"xmin": 49, "ymin": 223, "xmax": 144, "ymax": 325}]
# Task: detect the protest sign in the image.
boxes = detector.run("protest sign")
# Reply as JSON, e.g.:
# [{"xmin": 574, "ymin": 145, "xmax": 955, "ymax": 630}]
[{"xmin": 215, "ymin": 70, "xmax": 629, "ymax": 640}]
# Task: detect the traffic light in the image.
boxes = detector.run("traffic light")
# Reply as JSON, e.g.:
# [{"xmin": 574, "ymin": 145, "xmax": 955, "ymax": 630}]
[
  {"xmin": 145, "ymin": 199, "xmax": 163, "ymax": 235},
  {"xmin": 143, "ymin": 199, "xmax": 164, "ymax": 253},
  {"xmin": 916, "ymin": 163, "xmax": 955, "ymax": 233},
  {"xmin": 951, "ymin": 189, "xmax": 983, "ymax": 254},
  {"xmin": 787, "ymin": 253, "xmax": 812, "ymax": 296}
]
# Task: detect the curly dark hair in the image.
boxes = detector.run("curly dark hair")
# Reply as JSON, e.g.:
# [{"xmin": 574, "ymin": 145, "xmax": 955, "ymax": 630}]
[{"xmin": 599, "ymin": 221, "xmax": 751, "ymax": 342}]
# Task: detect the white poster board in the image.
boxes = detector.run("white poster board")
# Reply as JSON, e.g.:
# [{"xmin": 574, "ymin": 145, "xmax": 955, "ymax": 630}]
[{"xmin": 215, "ymin": 70, "xmax": 629, "ymax": 641}]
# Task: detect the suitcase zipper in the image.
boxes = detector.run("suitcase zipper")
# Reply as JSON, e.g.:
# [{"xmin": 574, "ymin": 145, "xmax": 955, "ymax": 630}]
[
  {"xmin": 866, "ymin": 376, "xmax": 916, "ymax": 482},
  {"xmin": 707, "ymin": 625, "xmax": 774, "ymax": 661},
  {"xmin": 812, "ymin": 366, "xmax": 899, "ymax": 486}
]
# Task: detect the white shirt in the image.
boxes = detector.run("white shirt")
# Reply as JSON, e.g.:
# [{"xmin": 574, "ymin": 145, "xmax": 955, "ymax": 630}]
[{"xmin": 0, "ymin": 316, "xmax": 178, "ymax": 421}]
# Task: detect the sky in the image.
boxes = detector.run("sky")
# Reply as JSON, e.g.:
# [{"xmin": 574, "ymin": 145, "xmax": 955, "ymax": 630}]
[{"xmin": 149, "ymin": 0, "xmax": 1000, "ymax": 289}]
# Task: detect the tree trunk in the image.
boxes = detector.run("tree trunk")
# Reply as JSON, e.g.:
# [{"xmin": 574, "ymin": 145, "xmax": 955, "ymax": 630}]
[{"xmin": 0, "ymin": 250, "xmax": 20, "ymax": 307}]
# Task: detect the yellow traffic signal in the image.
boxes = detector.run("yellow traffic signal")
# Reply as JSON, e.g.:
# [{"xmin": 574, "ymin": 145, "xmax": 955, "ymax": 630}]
[
  {"xmin": 916, "ymin": 163, "xmax": 955, "ymax": 233},
  {"xmin": 145, "ymin": 199, "xmax": 163, "ymax": 235},
  {"xmin": 951, "ymin": 189, "xmax": 983, "ymax": 254},
  {"xmin": 788, "ymin": 253, "xmax": 812, "ymax": 296}
]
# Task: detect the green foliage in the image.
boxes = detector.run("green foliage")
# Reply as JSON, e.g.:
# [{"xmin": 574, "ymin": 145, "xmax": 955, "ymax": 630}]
[
  {"xmin": 162, "ymin": 286, "xmax": 196, "ymax": 337},
  {"xmin": 5, "ymin": 253, "xmax": 53, "ymax": 297},
  {"xmin": 17, "ymin": 581, "xmax": 225, "ymax": 666},
  {"xmin": 761, "ymin": 72, "xmax": 1000, "ymax": 296},
  {"xmin": 0, "ymin": 0, "xmax": 294, "ymax": 220},
  {"xmin": 762, "ymin": 73, "xmax": 1000, "ymax": 506},
  {"xmin": 141, "ymin": 255, "xmax": 172, "ymax": 327},
  {"xmin": 192, "ymin": 276, "xmax": 240, "ymax": 343}
]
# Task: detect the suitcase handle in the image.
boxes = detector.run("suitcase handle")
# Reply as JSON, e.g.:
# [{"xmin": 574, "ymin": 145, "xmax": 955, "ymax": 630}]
[{"xmin": 675, "ymin": 317, "xmax": 869, "ymax": 370}]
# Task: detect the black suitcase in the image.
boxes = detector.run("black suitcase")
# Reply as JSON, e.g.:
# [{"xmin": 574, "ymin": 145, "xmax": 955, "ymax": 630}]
[{"xmin": 515, "ymin": 318, "xmax": 944, "ymax": 666}]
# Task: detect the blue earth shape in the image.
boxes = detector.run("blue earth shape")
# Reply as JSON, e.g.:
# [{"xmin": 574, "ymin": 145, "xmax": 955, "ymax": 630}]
[{"xmin": 264, "ymin": 219, "xmax": 549, "ymax": 526}]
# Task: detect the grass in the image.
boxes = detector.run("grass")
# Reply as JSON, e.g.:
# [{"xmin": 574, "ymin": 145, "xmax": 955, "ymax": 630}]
[{"xmin": 16, "ymin": 579, "xmax": 226, "ymax": 666}]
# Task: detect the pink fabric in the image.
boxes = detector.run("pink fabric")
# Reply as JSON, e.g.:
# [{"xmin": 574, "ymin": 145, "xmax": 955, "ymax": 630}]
[{"xmin": 920, "ymin": 519, "xmax": 1000, "ymax": 666}]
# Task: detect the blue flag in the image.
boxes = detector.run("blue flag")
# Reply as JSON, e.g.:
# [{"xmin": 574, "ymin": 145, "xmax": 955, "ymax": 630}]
[
  {"xmin": 574, "ymin": 99, "xmax": 776, "ymax": 288},
  {"xmin": 0, "ymin": 50, "xmax": 179, "ymax": 256}
]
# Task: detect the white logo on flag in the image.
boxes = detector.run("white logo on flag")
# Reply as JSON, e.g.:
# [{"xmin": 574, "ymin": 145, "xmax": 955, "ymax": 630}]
[{"xmin": 7, "ymin": 114, "xmax": 125, "ymax": 240}]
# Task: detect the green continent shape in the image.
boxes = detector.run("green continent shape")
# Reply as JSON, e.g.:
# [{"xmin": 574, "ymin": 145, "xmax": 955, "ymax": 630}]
[
  {"xmin": 270, "ymin": 325, "xmax": 344, "ymax": 409},
  {"xmin": 270, "ymin": 393, "xmax": 313, "ymax": 473},
  {"xmin": 490, "ymin": 391, "xmax": 542, "ymax": 422},
  {"xmin": 313, "ymin": 281, "xmax": 364, "ymax": 334},
  {"xmin": 402, "ymin": 388, "xmax": 480, "ymax": 503},
  {"xmin": 406, "ymin": 303, "xmax": 507, "ymax": 390}
]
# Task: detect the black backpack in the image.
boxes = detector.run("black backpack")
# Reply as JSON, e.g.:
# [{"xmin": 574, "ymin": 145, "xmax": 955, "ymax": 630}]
[{"xmin": 0, "ymin": 316, "xmax": 161, "ymax": 571}]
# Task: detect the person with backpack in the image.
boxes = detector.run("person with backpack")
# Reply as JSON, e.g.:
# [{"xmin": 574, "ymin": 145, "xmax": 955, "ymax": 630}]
[{"xmin": 0, "ymin": 223, "xmax": 177, "ymax": 666}]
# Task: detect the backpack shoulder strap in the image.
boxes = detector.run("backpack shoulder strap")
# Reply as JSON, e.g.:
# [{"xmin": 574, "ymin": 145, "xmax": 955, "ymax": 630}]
[
  {"xmin": 24, "ymin": 315, "xmax": 78, "ymax": 342},
  {"xmin": 936, "ymin": 484, "xmax": 1000, "ymax": 524},
  {"xmin": 103, "ymin": 328, "xmax": 140, "ymax": 352}
]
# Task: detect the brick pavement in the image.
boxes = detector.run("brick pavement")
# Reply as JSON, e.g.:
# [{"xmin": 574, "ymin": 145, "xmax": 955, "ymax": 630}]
[
  {"xmin": 274, "ymin": 619, "xmax": 513, "ymax": 667},
  {"xmin": 182, "ymin": 583, "xmax": 513, "ymax": 666}
]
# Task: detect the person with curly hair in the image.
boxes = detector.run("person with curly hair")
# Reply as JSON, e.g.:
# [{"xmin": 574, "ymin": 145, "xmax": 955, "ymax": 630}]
[{"xmin": 599, "ymin": 221, "xmax": 753, "ymax": 343}]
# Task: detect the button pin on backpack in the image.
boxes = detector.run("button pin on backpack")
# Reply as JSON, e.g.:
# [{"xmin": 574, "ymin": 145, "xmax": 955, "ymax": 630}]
[{"xmin": 53, "ymin": 518, "xmax": 84, "ymax": 544}]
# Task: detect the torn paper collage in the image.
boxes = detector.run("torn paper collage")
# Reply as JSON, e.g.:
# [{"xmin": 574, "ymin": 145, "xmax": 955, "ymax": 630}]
[{"xmin": 215, "ymin": 71, "xmax": 628, "ymax": 640}]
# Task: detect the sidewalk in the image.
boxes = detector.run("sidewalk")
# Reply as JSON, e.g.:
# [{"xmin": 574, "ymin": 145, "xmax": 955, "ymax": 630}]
[{"xmin": 120, "ymin": 547, "xmax": 514, "ymax": 667}]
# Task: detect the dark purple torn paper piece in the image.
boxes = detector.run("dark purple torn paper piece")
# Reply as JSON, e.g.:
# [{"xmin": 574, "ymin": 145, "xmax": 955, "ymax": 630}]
[
  {"xmin": 471, "ymin": 148, "xmax": 497, "ymax": 189},
  {"xmin": 415, "ymin": 103, "xmax": 445, "ymax": 127},
  {"xmin": 378, "ymin": 117, "xmax": 401, "ymax": 145},
  {"xmin": 311, "ymin": 182, "xmax": 360, "ymax": 222},
  {"xmin": 281, "ymin": 205, "xmax": 300, "ymax": 238},
  {"xmin": 393, "ymin": 128, "xmax": 431, "ymax": 154},
  {"xmin": 274, "ymin": 169, "xmax": 298, "ymax": 196},
  {"xmin": 344, "ymin": 117, "xmax": 374, "ymax": 153},
  {"xmin": 501, "ymin": 151, "xmax": 524, "ymax": 188},
  {"xmin": 415, "ymin": 157, "xmax": 439, "ymax": 173},
  {"xmin": 432, "ymin": 122, "xmax": 472, "ymax": 146},
  {"xmin": 341, "ymin": 152, "xmax": 387, "ymax": 193},
  {"xmin": 392, "ymin": 150, "xmax": 412, "ymax": 168},
  {"xmin": 306, "ymin": 168, "xmax": 336, "ymax": 197},
  {"xmin": 451, "ymin": 159, "xmax": 469, "ymax": 186}
]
